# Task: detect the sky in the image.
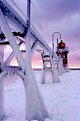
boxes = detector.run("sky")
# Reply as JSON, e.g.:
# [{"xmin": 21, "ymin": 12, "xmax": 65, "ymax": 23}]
[
  {"xmin": 31, "ymin": 0, "xmax": 80, "ymax": 68},
  {"xmin": 3, "ymin": 0, "xmax": 80, "ymax": 68}
]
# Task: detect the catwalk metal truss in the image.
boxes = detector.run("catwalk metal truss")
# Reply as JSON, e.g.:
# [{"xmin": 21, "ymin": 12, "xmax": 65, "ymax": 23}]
[{"xmin": 0, "ymin": 0, "xmax": 60, "ymax": 120}]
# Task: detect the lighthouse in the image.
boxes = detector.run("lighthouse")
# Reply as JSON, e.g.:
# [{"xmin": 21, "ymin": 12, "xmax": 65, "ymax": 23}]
[{"xmin": 56, "ymin": 40, "xmax": 69, "ymax": 72}]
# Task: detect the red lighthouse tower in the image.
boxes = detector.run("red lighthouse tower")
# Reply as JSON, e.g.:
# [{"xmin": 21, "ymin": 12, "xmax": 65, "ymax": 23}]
[{"xmin": 56, "ymin": 40, "xmax": 69, "ymax": 71}]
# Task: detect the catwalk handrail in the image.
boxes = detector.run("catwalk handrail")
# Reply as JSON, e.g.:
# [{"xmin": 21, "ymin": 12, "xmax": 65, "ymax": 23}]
[{"xmin": 0, "ymin": 0, "xmax": 53, "ymax": 55}]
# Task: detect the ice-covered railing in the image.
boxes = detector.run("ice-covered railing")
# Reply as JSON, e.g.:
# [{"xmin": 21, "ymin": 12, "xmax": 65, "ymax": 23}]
[
  {"xmin": 0, "ymin": 0, "xmax": 27, "ymax": 32},
  {"xmin": 5, "ymin": 0, "xmax": 27, "ymax": 21},
  {"xmin": 30, "ymin": 24, "xmax": 53, "ymax": 55},
  {"xmin": 0, "ymin": 0, "xmax": 53, "ymax": 55}
]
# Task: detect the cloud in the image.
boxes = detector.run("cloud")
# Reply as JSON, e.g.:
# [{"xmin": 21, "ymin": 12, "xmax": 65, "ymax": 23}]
[
  {"xmin": 32, "ymin": 0, "xmax": 80, "ymax": 39},
  {"xmin": 34, "ymin": 0, "xmax": 80, "ymax": 22}
]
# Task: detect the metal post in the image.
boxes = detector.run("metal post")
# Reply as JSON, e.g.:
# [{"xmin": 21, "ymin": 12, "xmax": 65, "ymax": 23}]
[
  {"xmin": 51, "ymin": 32, "xmax": 61, "ymax": 83},
  {"xmin": 25, "ymin": 0, "xmax": 31, "ymax": 61},
  {"xmin": 27, "ymin": 0, "xmax": 31, "ymax": 28},
  {"xmin": 52, "ymin": 32, "xmax": 61, "ymax": 52}
]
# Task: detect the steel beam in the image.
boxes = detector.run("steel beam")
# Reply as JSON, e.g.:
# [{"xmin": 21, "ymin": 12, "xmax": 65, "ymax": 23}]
[{"xmin": 0, "ymin": 0, "xmax": 53, "ymax": 55}]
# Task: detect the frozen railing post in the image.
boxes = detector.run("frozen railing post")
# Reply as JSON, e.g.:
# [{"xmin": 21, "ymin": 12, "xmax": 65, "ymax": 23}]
[
  {"xmin": 52, "ymin": 32, "xmax": 63, "ymax": 75},
  {"xmin": 40, "ymin": 51, "xmax": 53, "ymax": 84},
  {"xmin": 24, "ymin": 0, "xmax": 49, "ymax": 120},
  {"xmin": 0, "ymin": 30, "xmax": 4, "ymax": 119},
  {"xmin": 37, "ymin": 49, "xmax": 60, "ymax": 84},
  {"xmin": 0, "ymin": 70, "xmax": 4, "ymax": 119}
]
